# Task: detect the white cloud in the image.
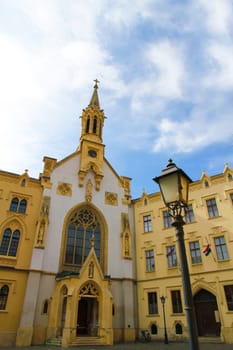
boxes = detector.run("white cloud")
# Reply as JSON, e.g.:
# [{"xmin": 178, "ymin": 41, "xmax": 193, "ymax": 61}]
[
  {"xmin": 199, "ymin": 0, "xmax": 233, "ymax": 37},
  {"xmin": 102, "ymin": 0, "xmax": 156, "ymax": 28},
  {"xmin": 146, "ymin": 40, "xmax": 185, "ymax": 99},
  {"xmin": 130, "ymin": 40, "xmax": 186, "ymax": 112},
  {"xmin": 205, "ymin": 42, "xmax": 233, "ymax": 89},
  {"xmin": 153, "ymin": 100, "xmax": 233, "ymax": 154},
  {"xmin": 0, "ymin": 0, "xmax": 128, "ymax": 176}
]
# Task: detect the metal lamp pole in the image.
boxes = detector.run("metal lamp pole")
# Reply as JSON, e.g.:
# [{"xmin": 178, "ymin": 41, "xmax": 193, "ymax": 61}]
[
  {"xmin": 172, "ymin": 214, "xmax": 199, "ymax": 350},
  {"xmin": 160, "ymin": 296, "xmax": 168, "ymax": 344},
  {"xmin": 154, "ymin": 160, "xmax": 200, "ymax": 350}
]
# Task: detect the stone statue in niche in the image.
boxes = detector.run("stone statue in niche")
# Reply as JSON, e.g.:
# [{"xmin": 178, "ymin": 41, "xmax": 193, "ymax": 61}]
[
  {"xmin": 121, "ymin": 213, "xmax": 131, "ymax": 259},
  {"xmin": 86, "ymin": 179, "xmax": 93, "ymax": 202},
  {"xmin": 35, "ymin": 196, "xmax": 50, "ymax": 248},
  {"xmin": 124, "ymin": 232, "xmax": 129, "ymax": 256}
]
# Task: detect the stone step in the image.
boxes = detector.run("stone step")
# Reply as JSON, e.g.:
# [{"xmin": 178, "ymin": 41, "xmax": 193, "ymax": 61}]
[
  {"xmin": 46, "ymin": 337, "xmax": 62, "ymax": 346},
  {"xmin": 198, "ymin": 337, "xmax": 223, "ymax": 343},
  {"xmin": 70, "ymin": 336, "xmax": 105, "ymax": 347}
]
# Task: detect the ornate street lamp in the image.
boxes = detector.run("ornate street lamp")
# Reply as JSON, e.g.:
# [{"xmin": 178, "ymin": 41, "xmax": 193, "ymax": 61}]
[
  {"xmin": 153, "ymin": 160, "xmax": 200, "ymax": 350},
  {"xmin": 160, "ymin": 296, "xmax": 168, "ymax": 344}
]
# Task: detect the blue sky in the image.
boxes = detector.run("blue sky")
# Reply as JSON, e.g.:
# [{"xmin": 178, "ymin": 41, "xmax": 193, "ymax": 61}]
[{"xmin": 1, "ymin": 0, "xmax": 233, "ymax": 198}]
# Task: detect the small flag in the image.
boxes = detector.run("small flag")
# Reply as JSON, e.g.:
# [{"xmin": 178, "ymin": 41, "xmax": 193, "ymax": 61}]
[
  {"xmin": 166, "ymin": 247, "xmax": 175, "ymax": 257},
  {"xmin": 203, "ymin": 244, "xmax": 211, "ymax": 256}
]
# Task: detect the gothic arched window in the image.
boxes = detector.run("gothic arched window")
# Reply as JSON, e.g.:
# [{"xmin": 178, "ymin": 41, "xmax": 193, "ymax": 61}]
[
  {"xmin": 9, "ymin": 197, "xmax": 27, "ymax": 213},
  {"xmin": 93, "ymin": 117, "xmax": 97, "ymax": 134},
  {"xmin": 64, "ymin": 207, "xmax": 101, "ymax": 269},
  {"xmin": 0, "ymin": 228, "xmax": 20, "ymax": 256},
  {"xmin": 86, "ymin": 117, "xmax": 90, "ymax": 133},
  {"xmin": 10, "ymin": 198, "xmax": 19, "ymax": 212},
  {"xmin": 21, "ymin": 179, "xmax": 26, "ymax": 187},
  {"xmin": 0, "ymin": 285, "xmax": 9, "ymax": 310},
  {"xmin": 19, "ymin": 199, "xmax": 27, "ymax": 213}
]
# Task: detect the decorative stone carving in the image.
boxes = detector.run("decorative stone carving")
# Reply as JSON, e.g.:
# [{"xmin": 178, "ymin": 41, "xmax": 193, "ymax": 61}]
[
  {"xmin": 40, "ymin": 157, "xmax": 57, "ymax": 188},
  {"xmin": 120, "ymin": 176, "xmax": 131, "ymax": 204},
  {"xmin": 95, "ymin": 174, "xmax": 103, "ymax": 191},
  {"xmin": 56, "ymin": 182, "xmax": 72, "ymax": 197},
  {"xmin": 43, "ymin": 157, "xmax": 56, "ymax": 177},
  {"xmin": 79, "ymin": 282, "xmax": 99, "ymax": 296},
  {"xmin": 211, "ymin": 226, "xmax": 222, "ymax": 235},
  {"xmin": 78, "ymin": 170, "xmax": 86, "ymax": 188},
  {"xmin": 88, "ymin": 261, "xmax": 94, "ymax": 278},
  {"xmin": 105, "ymin": 192, "xmax": 118, "ymax": 206}
]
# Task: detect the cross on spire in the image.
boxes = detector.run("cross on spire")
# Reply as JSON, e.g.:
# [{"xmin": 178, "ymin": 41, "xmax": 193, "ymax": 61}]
[
  {"xmin": 94, "ymin": 79, "xmax": 100, "ymax": 88},
  {"xmin": 89, "ymin": 79, "xmax": 100, "ymax": 108}
]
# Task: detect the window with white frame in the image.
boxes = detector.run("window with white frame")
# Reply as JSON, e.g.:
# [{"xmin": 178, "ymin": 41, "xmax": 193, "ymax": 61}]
[
  {"xmin": 148, "ymin": 292, "xmax": 158, "ymax": 314},
  {"xmin": 189, "ymin": 241, "xmax": 202, "ymax": 264},
  {"xmin": 166, "ymin": 245, "xmax": 177, "ymax": 267},
  {"xmin": 145, "ymin": 249, "xmax": 155, "ymax": 272},
  {"xmin": 185, "ymin": 204, "xmax": 195, "ymax": 223},
  {"xmin": 214, "ymin": 236, "xmax": 229, "ymax": 260},
  {"xmin": 143, "ymin": 215, "xmax": 152, "ymax": 232},
  {"xmin": 206, "ymin": 198, "xmax": 219, "ymax": 218},
  {"xmin": 163, "ymin": 210, "xmax": 172, "ymax": 228},
  {"xmin": 171, "ymin": 290, "xmax": 183, "ymax": 313}
]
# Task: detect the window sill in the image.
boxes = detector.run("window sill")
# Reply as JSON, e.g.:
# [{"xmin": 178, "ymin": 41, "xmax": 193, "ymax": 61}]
[
  {"xmin": 147, "ymin": 314, "xmax": 159, "ymax": 317},
  {"xmin": 167, "ymin": 266, "xmax": 178, "ymax": 270},
  {"xmin": 0, "ymin": 255, "xmax": 17, "ymax": 266},
  {"xmin": 145, "ymin": 270, "xmax": 156, "ymax": 273},
  {"xmin": 163, "ymin": 226, "xmax": 173, "ymax": 230},
  {"xmin": 7, "ymin": 210, "xmax": 27, "ymax": 216},
  {"xmin": 208, "ymin": 215, "xmax": 221, "ymax": 220},
  {"xmin": 185, "ymin": 220, "xmax": 197, "ymax": 225},
  {"xmin": 191, "ymin": 262, "xmax": 203, "ymax": 266},
  {"xmin": 216, "ymin": 258, "xmax": 230, "ymax": 263}
]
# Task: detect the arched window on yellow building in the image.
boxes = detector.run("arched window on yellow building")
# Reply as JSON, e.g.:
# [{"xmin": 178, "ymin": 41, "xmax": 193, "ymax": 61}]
[
  {"xmin": 0, "ymin": 228, "xmax": 20, "ymax": 256},
  {"xmin": 9, "ymin": 198, "xmax": 27, "ymax": 213},
  {"xmin": 0, "ymin": 285, "xmax": 9, "ymax": 310}
]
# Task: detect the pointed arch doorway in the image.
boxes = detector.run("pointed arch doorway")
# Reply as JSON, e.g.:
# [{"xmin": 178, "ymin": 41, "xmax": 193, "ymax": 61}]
[
  {"xmin": 194, "ymin": 289, "xmax": 221, "ymax": 337},
  {"xmin": 77, "ymin": 297, "xmax": 99, "ymax": 336},
  {"xmin": 77, "ymin": 282, "xmax": 99, "ymax": 337}
]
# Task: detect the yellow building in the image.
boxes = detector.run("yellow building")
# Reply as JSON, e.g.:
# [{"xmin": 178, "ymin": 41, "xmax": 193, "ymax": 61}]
[
  {"xmin": 0, "ymin": 83, "xmax": 233, "ymax": 347},
  {"xmin": 0, "ymin": 170, "xmax": 42, "ymax": 346},
  {"xmin": 133, "ymin": 165, "xmax": 233, "ymax": 344}
]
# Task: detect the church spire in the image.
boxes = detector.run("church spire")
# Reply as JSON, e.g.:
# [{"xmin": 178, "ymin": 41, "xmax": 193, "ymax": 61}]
[
  {"xmin": 88, "ymin": 79, "xmax": 100, "ymax": 109},
  {"xmin": 78, "ymin": 80, "xmax": 105, "ymax": 190},
  {"xmin": 80, "ymin": 79, "xmax": 105, "ymax": 143}
]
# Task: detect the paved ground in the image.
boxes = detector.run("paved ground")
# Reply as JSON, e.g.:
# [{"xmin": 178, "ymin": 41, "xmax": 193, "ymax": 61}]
[{"xmin": 4, "ymin": 341, "xmax": 233, "ymax": 350}]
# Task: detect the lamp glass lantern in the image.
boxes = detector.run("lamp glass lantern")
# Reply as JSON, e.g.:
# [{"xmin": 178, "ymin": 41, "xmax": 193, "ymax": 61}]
[
  {"xmin": 160, "ymin": 296, "xmax": 166, "ymax": 305},
  {"xmin": 153, "ymin": 159, "xmax": 192, "ymax": 209}
]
